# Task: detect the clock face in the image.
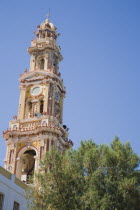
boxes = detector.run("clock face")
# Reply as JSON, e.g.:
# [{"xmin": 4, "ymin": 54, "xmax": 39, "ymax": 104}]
[
  {"xmin": 31, "ymin": 85, "xmax": 42, "ymax": 96},
  {"xmin": 8, "ymin": 166, "xmax": 12, "ymax": 171},
  {"xmin": 55, "ymin": 91, "xmax": 60, "ymax": 101}
]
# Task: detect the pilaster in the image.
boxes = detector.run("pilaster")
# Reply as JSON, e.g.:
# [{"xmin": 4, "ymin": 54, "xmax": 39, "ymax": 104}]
[
  {"xmin": 18, "ymin": 87, "xmax": 26, "ymax": 120},
  {"xmin": 30, "ymin": 55, "xmax": 35, "ymax": 72},
  {"xmin": 43, "ymin": 84, "xmax": 50, "ymax": 113}
]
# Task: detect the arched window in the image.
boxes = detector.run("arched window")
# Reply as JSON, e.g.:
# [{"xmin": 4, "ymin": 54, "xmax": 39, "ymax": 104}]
[{"xmin": 40, "ymin": 58, "xmax": 45, "ymax": 70}]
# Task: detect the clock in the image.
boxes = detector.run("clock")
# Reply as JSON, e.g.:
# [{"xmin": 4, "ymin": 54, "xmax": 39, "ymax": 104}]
[
  {"xmin": 55, "ymin": 91, "xmax": 60, "ymax": 101},
  {"xmin": 8, "ymin": 166, "xmax": 12, "ymax": 171},
  {"xmin": 30, "ymin": 85, "xmax": 42, "ymax": 96}
]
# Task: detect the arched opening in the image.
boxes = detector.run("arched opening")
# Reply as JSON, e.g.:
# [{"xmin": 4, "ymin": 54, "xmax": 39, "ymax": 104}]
[
  {"xmin": 40, "ymin": 58, "xmax": 45, "ymax": 70},
  {"xmin": 24, "ymin": 150, "xmax": 36, "ymax": 183},
  {"xmin": 16, "ymin": 148, "xmax": 36, "ymax": 183}
]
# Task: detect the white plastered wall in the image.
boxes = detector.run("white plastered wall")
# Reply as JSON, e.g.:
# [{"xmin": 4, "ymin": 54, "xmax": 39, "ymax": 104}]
[{"xmin": 0, "ymin": 173, "xmax": 28, "ymax": 210}]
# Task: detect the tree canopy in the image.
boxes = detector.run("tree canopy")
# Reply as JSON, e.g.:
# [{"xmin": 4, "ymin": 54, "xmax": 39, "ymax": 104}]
[{"xmin": 27, "ymin": 137, "xmax": 140, "ymax": 210}]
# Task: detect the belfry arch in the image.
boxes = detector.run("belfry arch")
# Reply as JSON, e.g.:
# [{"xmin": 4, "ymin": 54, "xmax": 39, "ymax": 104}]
[{"xmin": 16, "ymin": 146, "xmax": 37, "ymax": 183}]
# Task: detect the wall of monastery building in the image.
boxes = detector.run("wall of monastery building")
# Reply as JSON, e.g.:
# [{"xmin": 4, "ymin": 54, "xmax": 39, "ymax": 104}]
[{"xmin": 0, "ymin": 166, "xmax": 28, "ymax": 210}]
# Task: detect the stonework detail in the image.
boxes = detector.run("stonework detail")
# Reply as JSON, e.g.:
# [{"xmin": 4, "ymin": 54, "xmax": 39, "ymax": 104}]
[{"xmin": 3, "ymin": 18, "xmax": 73, "ymax": 183}]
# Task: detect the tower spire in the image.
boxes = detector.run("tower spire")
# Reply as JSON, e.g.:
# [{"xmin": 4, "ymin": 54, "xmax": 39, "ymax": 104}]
[{"xmin": 46, "ymin": 9, "xmax": 51, "ymax": 20}]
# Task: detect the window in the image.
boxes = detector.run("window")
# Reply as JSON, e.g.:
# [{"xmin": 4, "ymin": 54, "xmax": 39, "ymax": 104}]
[
  {"xmin": 40, "ymin": 58, "xmax": 45, "ymax": 70},
  {"xmin": 13, "ymin": 201, "xmax": 20, "ymax": 210},
  {"xmin": 9, "ymin": 150, "xmax": 14, "ymax": 164},
  {"xmin": 0, "ymin": 193, "xmax": 4, "ymax": 210},
  {"xmin": 46, "ymin": 139, "xmax": 49, "ymax": 151},
  {"xmin": 40, "ymin": 100, "xmax": 44, "ymax": 114},
  {"xmin": 28, "ymin": 101, "xmax": 32, "ymax": 112}
]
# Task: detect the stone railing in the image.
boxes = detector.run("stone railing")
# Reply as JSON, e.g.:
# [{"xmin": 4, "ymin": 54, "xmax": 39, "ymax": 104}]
[
  {"xmin": 3, "ymin": 116, "xmax": 70, "ymax": 140},
  {"xmin": 19, "ymin": 67, "xmax": 61, "ymax": 80},
  {"xmin": 31, "ymin": 37, "xmax": 55, "ymax": 47},
  {"xmin": 19, "ymin": 120, "xmax": 46, "ymax": 130},
  {"xmin": 3, "ymin": 123, "xmax": 60, "ymax": 134}
]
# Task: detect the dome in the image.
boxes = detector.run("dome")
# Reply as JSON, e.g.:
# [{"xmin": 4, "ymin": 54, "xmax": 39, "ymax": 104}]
[{"xmin": 40, "ymin": 19, "xmax": 55, "ymax": 30}]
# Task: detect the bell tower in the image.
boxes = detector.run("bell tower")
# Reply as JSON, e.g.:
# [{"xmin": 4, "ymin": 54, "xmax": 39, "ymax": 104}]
[{"xmin": 3, "ymin": 18, "xmax": 73, "ymax": 183}]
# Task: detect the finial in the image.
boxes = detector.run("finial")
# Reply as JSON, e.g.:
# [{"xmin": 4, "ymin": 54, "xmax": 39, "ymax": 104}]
[{"xmin": 46, "ymin": 9, "xmax": 51, "ymax": 20}]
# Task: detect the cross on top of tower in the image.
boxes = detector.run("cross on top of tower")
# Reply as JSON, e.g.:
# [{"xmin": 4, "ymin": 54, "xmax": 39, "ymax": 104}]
[{"xmin": 46, "ymin": 9, "xmax": 51, "ymax": 20}]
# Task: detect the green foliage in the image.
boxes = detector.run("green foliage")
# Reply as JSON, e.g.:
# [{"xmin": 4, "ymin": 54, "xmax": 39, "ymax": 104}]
[{"xmin": 27, "ymin": 138, "xmax": 140, "ymax": 210}]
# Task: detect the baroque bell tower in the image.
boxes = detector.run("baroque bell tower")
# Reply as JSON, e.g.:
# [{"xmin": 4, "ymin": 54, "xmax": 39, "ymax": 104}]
[{"xmin": 3, "ymin": 18, "xmax": 73, "ymax": 182}]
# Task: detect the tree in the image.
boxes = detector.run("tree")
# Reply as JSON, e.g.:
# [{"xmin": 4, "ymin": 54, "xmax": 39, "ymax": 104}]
[{"xmin": 27, "ymin": 138, "xmax": 140, "ymax": 210}]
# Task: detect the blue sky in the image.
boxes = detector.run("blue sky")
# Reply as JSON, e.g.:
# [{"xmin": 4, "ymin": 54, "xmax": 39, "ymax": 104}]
[{"xmin": 0, "ymin": 0, "xmax": 140, "ymax": 166}]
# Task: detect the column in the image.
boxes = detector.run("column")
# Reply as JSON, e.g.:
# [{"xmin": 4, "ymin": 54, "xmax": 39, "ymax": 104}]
[
  {"xmin": 60, "ymin": 96, "xmax": 64, "ymax": 124},
  {"xmin": 18, "ymin": 87, "xmax": 26, "ymax": 120},
  {"xmin": 44, "ymin": 53, "xmax": 48, "ymax": 70},
  {"xmin": 43, "ymin": 84, "xmax": 49, "ymax": 113},
  {"xmin": 30, "ymin": 55, "xmax": 35, "ymax": 72},
  {"xmin": 51, "ymin": 86, "xmax": 55, "ymax": 116},
  {"xmin": 34, "ymin": 156, "xmax": 38, "ymax": 172}
]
